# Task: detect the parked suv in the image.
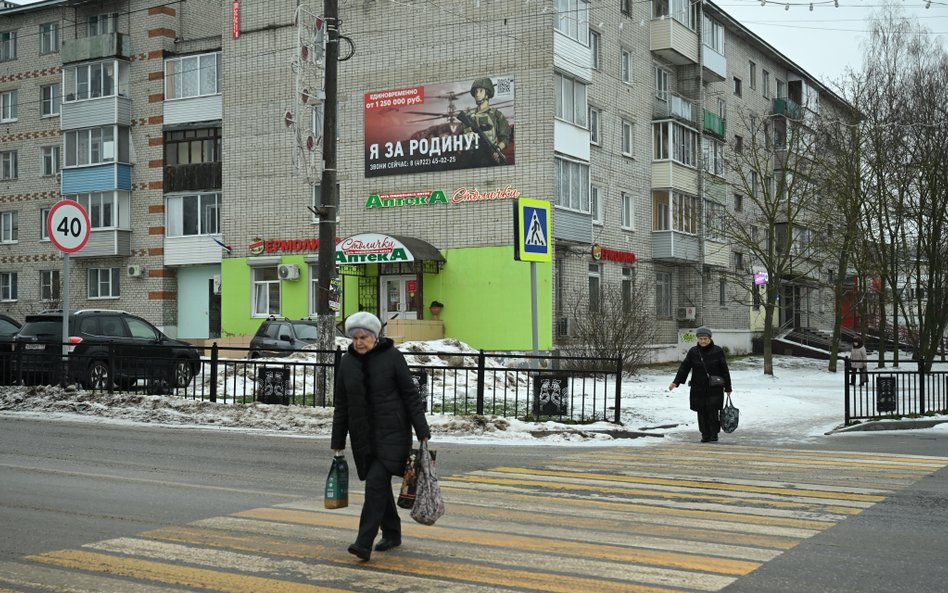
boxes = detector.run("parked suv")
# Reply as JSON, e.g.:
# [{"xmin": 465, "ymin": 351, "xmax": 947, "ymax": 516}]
[
  {"xmin": 248, "ymin": 317, "xmax": 341, "ymax": 358},
  {"xmin": 13, "ymin": 310, "xmax": 201, "ymax": 390},
  {"xmin": 0, "ymin": 313, "xmax": 21, "ymax": 385}
]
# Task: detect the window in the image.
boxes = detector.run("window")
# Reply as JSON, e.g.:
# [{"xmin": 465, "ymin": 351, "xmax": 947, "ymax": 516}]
[
  {"xmin": 621, "ymin": 191, "xmax": 634, "ymax": 230},
  {"xmin": 654, "ymin": 66, "xmax": 669, "ymax": 101},
  {"xmin": 652, "ymin": 121, "xmax": 698, "ymax": 167},
  {"xmin": 0, "ymin": 272, "xmax": 16, "ymax": 302},
  {"xmin": 654, "ymin": 0, "xmax": 697, "ymax": 29},
  {"xmin": 126, "ymin": 317, "xmax": 160, "ymax": 341},
  {"xmin": 1, "ymin": 212, "xmax": 17, "ymax": 243},
  {"xmin": 554, "ymin": 0, "xmax": 589, "ymax": 44},
  {"xmin": 702, "ymin": 137, "xmax": 724, "ymax": 176},
  {"xmin": 40, "ymin": 208, "xmax": 51, "ymax": 240},
  {"xmin": 589, "ymin": 29, "xmax": 601, "ymax": 70},
  {"xmin": 166, "ymin": 193, "xmax": 221, "ymax": 236},
  {"xmin": 621, "ymin": 120, "xmax": 635, "ymax": 157},
  {"xmin": 719, "ymin": 279, "xmax": 727, "ymax": 306},
  {"xmin": 749, "ymin": 61, "xmax": 756, "ymax": 89},
  {"xmin": 1, "ymin": 90, "xmax": 16, "ymax": 122},
  {"xmin": 63, "ymin": 60, "xmax": 130, "ymax": 102},
  {"xmin": 733, "ymin": 77, "xmax": 742, "ymax": 97},
  {"xmin": 88, "ymin": 13, "xmax": 118, "ymax": 36},
  {"xmin": 41, "ymin": 146, "xmax": 61, "ymax": 177},
  {"xmin": 776, "ymin": 78, "xmax": 786, "ymax": 99},
  {"xmin": 70, "ymin": 191, "xmax": 130, "ymax": 229},
  {"xmin": 733, "ymin": 193, "xmax": 743, "ymax": 212},
  {"xmin": 88, "ymin": 268, "xmax": 120, "ymax": 299},
  {"xmin": 164, "ymin": 128, "xmax": 221, "ymax": 164},
  {"xmin": 252, "ymin": 267, "xmax": 281, "ymax": 316},
  {"xmin": 751, "ymin": 171, "xmax": 759, "ymax": 197},
  {"xmin": 554, "ymin": 72, "xmax": 587, "ymax": 127},
  {"xmin": 734, "ymin": 251, "xmax": 744, "ymax": 271},
  {"xmin": 41, "ymin": 270, "xmax": 61, "ymax": 302},
  {"xmin": 591, "ymin": 185, "xmax": 603, "ymax": 225},
  {"xmin": 620, "ymin": 48, "xmax": 632, "ymax": 84},
  {"xmin": 622, "ymin": 267, "xmax": 635, "ymax": 311},
  {"xmin": 705, "ymin": 200, "xmax": 726, "ymax": 241},
  {"xmin": 702, "ymin": 14, "xmax": 724, "ymax": 53},
  {"xmin": 39, "ymin": 84, "xmax": 61, "ymax": 117},
  {"xmin": 0, "ymin": 31, "xmax": 15, "ymax": 62},
  {"xmin": 165, "ymin": 53, "xmax": 222, "ymax": 100},
  {"xmin": 554, "ymin": 157, "xmax": 590, "ymax": 213},
  {"xmin": 0, "ymin": 151, "xmax": 16, "ymax": 180},
  {"xmin": 733, "ymin": 135, "xmax": 743, "ymax": 153},
  {"xmin": 762, "ymin": 70, "xmax": 771, "ymax": 99},
  {"xmin": 655, "ymin": 271, "xmax": 672, "ymax": 318},
  {"xmin": 588, "ymin": 106, "xmax": 601, "ymax": 144},
  {"xmin": 64, "ymin": 126, "xmax": 130, "ymax": 166},
  {"xmin": 588, "ymin": 263, "xmax": 601, "ymax": 313},
  {"xmin": 621, "ymin": 0, "xmax": 632, "ymax": 14},
  {"xmin": 717, "ymin": 98, "xmax": 726, "ymax": 118},
  {"xmin": 652, "ymin": 190, "xmax": 697, "ymax": 234},
  {"xmin": 40, "ymin": 23, "xmax": 58, "ymax": 54}
]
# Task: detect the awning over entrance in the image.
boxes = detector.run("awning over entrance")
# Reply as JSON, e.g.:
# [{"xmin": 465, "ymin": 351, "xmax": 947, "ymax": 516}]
[{"xmin": 336, "ymin": 233, "xmax": 445, "ymax": 264}]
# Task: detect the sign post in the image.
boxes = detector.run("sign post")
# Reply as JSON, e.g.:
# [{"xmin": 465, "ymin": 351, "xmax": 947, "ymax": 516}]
[
  {"xmin": 513, "ymin": 198, "xmax": 551, "ymax": 366},
  {"xmin": 47, "ymin": 201, "xmax": 91, "ymax": 360}
]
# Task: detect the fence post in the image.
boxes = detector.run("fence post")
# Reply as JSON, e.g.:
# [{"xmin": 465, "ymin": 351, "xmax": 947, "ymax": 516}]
[
  {"xmin": 209, "ymin": 342, "xmax": 218, "ymax": 403},
  {"xmin": 614, "ymin": 357, "xmax": 623, "ymax": 424},
  {"xmin": 918, "ymin": 359, "xmax": 926, "ymax": 416},
  {"xmin": 843, "ymin": 356, "xmax": 851, "ymax": 425},
  {"xmin": 476, "ymin": 350, "xmax": 485, "ymax": 415}
]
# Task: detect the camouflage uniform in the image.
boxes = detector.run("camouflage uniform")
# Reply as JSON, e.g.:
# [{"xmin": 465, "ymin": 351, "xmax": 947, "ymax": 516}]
[{"xmin": 464, "ymin": 78, "xmax": 511, "ymax": 166}]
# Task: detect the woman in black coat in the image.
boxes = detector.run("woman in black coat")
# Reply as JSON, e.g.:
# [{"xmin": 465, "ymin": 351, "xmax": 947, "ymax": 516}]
[
  {"xmin": 668, "ymin": 327, "xmax": 732, "ymax": 442},
  {"xmin": 331, "ymin": 312, "xmax": 430, "ymax": 561}
]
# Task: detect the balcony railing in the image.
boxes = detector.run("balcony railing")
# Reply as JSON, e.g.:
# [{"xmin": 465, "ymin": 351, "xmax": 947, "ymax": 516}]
[
  {"xmin": 654, "ymin": 94, "xmax": 697, "ymax": 125},
  {"xmin": 61, "ymin": 33, "xmax": 130, "ymax": 64},
  {"xmin": 773, "ymin": 97, "xmax": 803, "ymax": 119},
  {"xmin": 164, "ymin": 163, "xmax": 223, "ymax": 193},
  {"xmin": 703, "ymin": 110, "xmax": 726, "ymax": 138}
]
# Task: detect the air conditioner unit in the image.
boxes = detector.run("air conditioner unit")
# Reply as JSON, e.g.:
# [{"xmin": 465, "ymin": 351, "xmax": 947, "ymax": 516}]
[
  {"xmin": 126, "ymin": 264, "xmax": 143, "ymax": 278},
  {"xmin": 556, "ymin": 316, "xmax": 575, "ymax": 338},
  {"xmin": 676, "ymin": 306, "xmax": 696, "ymax": 321},
  {"xmin": 212, "ymin": 275, "xmax": 222, "ymax": 295},
  {"xmin": 277, "ymin": 264, "xmax": 300, "ymax": 281}
]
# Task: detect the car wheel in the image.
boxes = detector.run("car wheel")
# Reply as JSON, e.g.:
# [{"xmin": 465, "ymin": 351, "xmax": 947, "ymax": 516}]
[
  {"xmin": 175, "ymin": 359, "xmax": 193, "ymax": 388},
  {"xmin": 87, "ymin": 360, "xmax": 111, "ymax": 390}
]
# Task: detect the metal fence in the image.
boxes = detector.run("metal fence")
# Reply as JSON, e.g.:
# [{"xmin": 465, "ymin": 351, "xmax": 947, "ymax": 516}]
[
  {"xmin": 5, "ymin": 342, "xmax": 624, "ymax": 424},
  {"xmin": 844, "ymin": 358, "xmax": 948, "ymax": 425}
]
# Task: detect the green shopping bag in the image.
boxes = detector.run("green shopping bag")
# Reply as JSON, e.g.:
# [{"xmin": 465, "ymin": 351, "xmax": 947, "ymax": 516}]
[{"xmin": 324, "ymin": 454, "xmax": 349, "ymax": 509}]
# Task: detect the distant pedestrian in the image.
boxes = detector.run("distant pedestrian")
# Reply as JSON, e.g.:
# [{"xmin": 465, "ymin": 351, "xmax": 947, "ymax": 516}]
[
  {"xmin": 668, "ymin": 327, "xmax": 732, "ymax": 442},
  {"xmin": 850, "ymin": 337, "xmax": 868, "ymax": 386},
  {"xmin": 331, "ymin": 312, "xmax": 431, "ymax": 562}
]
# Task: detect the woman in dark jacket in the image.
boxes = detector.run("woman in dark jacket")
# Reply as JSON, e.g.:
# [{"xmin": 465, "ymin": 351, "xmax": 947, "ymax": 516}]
[
  {"xmin": 668, "ymin": 327, "xmax": 732, "ymax": 442},
  {"xmin": 331, "ymin": 311, "xmax": 430, "ymax": 561}
]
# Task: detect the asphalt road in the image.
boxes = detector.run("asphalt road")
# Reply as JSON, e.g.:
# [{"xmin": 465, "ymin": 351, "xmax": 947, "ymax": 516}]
[{"xmin": 1, "ymin": 415, "xmax": 947, "ymax": 593}]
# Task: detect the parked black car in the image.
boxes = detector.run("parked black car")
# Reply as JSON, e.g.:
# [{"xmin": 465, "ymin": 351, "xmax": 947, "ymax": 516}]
[
  {"xmin": 0, "ymin": 313, "xmax": 21, "ymax": 384},
  {"xmin": 248, "ymin": 317, "xmax": 342, "ymax": 358},
  {"xmin": 13, "ymin": 309, "xmax": 202, "ymax": 390}
]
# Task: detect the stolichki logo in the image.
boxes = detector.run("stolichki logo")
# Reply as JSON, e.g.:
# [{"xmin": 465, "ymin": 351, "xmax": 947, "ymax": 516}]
[{"xmin": 249, "ymin": 237, "xmax": 265, "ymax": 256}]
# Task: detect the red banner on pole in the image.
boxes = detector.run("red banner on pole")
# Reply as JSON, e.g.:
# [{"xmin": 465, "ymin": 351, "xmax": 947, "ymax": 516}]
[{"xmin": 232, "ymin": 1, "xmax": 240, "ymax": 39}]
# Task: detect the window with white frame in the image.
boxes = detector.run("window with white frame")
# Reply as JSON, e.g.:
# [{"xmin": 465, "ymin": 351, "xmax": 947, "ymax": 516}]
[
  {"xmin": 652, "ymin": 121, "xmax": 698, "ymax": 167},
  {"xmin": 654, "ymin": 66, "xmax": 669, "ymax": 101},
  {"xmin": 88, "ymin": 268, "xmax": 120, "ymax": 299},
  {"xmin": 0, "ymin": 272, "xmax": 16, "ymax": 302},
  {"xmin": 41, "ymin": 270, "xmax": 60, "ymax": 302},
  {"xmin": 702, "ymin": 137, "xmax": 724, "ymax": 177},
  {"xmin": 63, "ymin": 60, "xmax": 128, "ymax": 101},
  {"xmin": 655, "ymin": 271, "xmax": 672, "ymax": 318},
  {"xmin": 749, "ymin": 61, "xmax": 757, "ymax": 89},
  {"xmin": 621, "ymin": 191, "xmax": 634, "ymax": 230},
  {"xmin": 0, "ymin": 31, "xmax": 15, "ymax": 62},
  {"xmin": 0, "ymin": 151, "xmax": 16, "ymax": 180},
  {"xmin": 702, "ymin": 14, "xmax": 724, "ymax": 53},
  {"xmin": 621, "ymin": 120, "xmax": 635, "ymax": 157},
  {"xmin": 588, "ymin": 263, "xmax": 601, "ymax": 313},
  {"xmin": 553, "ymin": 0, "xmax": 589, "ymax": 44},
  {"xmin": 705, "ymin": 200, "xmax": 726, "ymax": 241},
  {"xmin": 588, "ymin": 106, "xmax": 600, "ymax": 144},
  {"xmin": 654, "ymin": 0, "xmax": 697, "ymax": 30},
  {"xmin": 166, "ymin": 193, "xmax": 221, "ymax": 237},
  {"xmin": 620, "ymin": 48, "xmax": 632, "ymax": 84},
  {"xmin": 1, "ymin": 90, "xmax": 16, "ymax": 122},
  {"xmin": 1, "ymin": 211, "xmax": 17, "ymax": 243},
  {"xmin": 64, "ymin": 126, "xmax": 130, "ymax": 166},
  {"xmin": 762, "ymin": 69, "xmax": 771, "ymax": 99},
  {"xmin": 165, "ymin": 53, "xmax": 222, "ymax": 100},
  {"xmin": 554, "ymin": 157, "xmax": 590, "ymax": 213},
  {"xmin": 652, "ymin": 190, "xmax": 696, "ymax": 234},
  {"xmin": 41, "ymin": 83, "xmax": 60, "ymax": 116},
  {"xmin": 589, "ymin": 29, "xmax": 601, "ymax": 70},
  {"xmin": 88, "ymin": 13, "xmax": 118, "ymax": 36},
  {"xmin": 40, "ymin": 208, "xmax": 51, "ymax": 240},
  {"xmin": 69, "ymin": 191, "xmax": 130, "ymax": 229},
  {"xmin": 591, "ymin": 185, "xmax": 603, "ymax": 225},
  {"xmin": 309, "ymin": 264, "xmax": 318, "ymax": 316},
  {"xmin": 554, "ymin": 72, "xmax": 588, "ymax": 127},
  {"xmin": 252, "ymin": 267, "xmax": 281, "ymax": 316},
  {"xmin": 776, "ymin": 78, "xmax": 786, "ymax": 99},
  {"xmin": 41, "ymin": 146, "xmax": 61, "ymax": 177},
  {"xmin": 39, "ymin": 22, "xmax": 58, "ymax": 54}
]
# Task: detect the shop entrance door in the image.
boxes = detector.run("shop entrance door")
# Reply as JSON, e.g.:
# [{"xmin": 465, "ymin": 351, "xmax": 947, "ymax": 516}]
[{"xmin": 380, "ymin": 275, "xmax": 419, "ymax": 322}]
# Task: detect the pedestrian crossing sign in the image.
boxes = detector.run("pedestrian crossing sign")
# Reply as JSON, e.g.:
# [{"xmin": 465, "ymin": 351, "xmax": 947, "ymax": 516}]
[{"xmin": 513, "ymin": 198, "xmax": 551, "ymax": 263}]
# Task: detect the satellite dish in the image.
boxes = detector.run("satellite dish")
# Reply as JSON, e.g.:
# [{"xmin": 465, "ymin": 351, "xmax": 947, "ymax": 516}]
[
  {"xmin": 301, "ymin": 88, "xmax": 309, "ymax": 104},
  {"xmin": 306, "ymin": 135, "xmax": 315, "ymax": 151},
  {"xmin": 284, "ymin": 111, "xmax": 294, "ymax": 127}
]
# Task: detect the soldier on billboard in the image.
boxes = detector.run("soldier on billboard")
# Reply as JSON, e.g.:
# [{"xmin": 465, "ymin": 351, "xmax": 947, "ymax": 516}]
[{"xmin": 457, "ymin": 78, "xmax": 510, "ymax": 166}]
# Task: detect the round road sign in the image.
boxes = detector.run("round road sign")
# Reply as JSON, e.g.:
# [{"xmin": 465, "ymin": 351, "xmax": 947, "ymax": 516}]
[{"xmin": 47, "ymin": 200, "xmax": 91, "ymax": 254}]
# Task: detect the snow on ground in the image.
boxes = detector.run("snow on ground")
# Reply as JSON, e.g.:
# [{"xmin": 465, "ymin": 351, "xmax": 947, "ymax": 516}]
[{"xmin": 1, "ymin": 340, "xmax": 945, "ymax": 446}]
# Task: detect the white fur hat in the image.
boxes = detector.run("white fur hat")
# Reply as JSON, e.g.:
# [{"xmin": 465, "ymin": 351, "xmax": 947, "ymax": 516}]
[{"xmin": 345, "ymin": 311, "xmax": 382, "ymax": 337}]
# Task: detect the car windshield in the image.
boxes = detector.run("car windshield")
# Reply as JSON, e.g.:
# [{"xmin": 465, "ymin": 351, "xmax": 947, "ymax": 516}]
[
  {"xmin": 293, "ymin": 323, "xmax": 319, "ymax": 341},
  {"xmin": 18, "ymin": 319, "xmax": 62, "ymax": 337}
]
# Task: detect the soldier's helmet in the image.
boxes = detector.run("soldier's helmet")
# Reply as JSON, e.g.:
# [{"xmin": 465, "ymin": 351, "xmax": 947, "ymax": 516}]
[{"xmin": 470, "ymin": 78, "xmax": 495, "ymax": 100}]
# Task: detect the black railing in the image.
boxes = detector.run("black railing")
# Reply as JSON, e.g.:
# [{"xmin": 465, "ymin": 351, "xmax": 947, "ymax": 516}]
[
  {"xmin": 6, "ymin": 342, "xmax": 624, "ymax": 424},
  {"xmin": 844, "ymin": 358, "xmax": 948, "ymax": 425}
]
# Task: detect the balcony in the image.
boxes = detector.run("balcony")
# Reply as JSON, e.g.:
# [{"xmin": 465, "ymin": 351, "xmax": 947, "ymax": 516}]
[
  {"xmin": 164, "ymin": 163, "xmax": 222, "ymax": 193},
  {"xmin": 72, "ymin": 229, "xmax": 131, "ymax": 258},
  {"xmin": 552, "ymin": 207, "xmax": 592, "ymax": 245},
  {"xmin": 651, "ymin": 161, "xmax": 698, "ymax": 194},
  {"xmin": 773, "ymin": 97, "xmax": 803, "ymax": 119},
  {"xmin": 164, "ymin": 235, "xmax": 224, "ymax": 266},
  {"xmin": 650, "ymin": 17, "xmax": 698, "ymax": 65},
  {"xmin": 61, "ymin": 33, "xmax": 130, "ymax": 64},
  {"xmin": 61, "ymin": 95, "xmax": 131, "ymax": 130},
  {"xmin": 652, "ymin": 230, "xmax": 700, "ymax": 263},
  {"xmin": 702, "ymin": 44, "xmax": 726, "ymax": 82},
  {"xmin": 61, "ymin": 163, "xmax": 132, "ymax": 194},
  {"xmin": 703, "ymin": 110, "xmax": 726, "ymax": 139},
  {"xmin": 654, "ymin": 94, "xmax": 697, "ymax": 125}
]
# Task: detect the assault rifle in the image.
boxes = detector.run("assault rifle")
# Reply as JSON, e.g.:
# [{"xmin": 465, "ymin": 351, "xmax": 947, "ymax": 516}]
[{"xmin": 457, "ymin": 110, "xmax": 507, "ymax": 165}]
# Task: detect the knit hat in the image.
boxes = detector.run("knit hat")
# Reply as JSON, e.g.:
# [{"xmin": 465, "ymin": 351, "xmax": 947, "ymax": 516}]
[
  {"xmin": 695, "ymin": 327, "xmax": 712, "ymax": 338},
  {"xmin": 345, "ymin": 311, "xmax": 382, "ymax": 338}
]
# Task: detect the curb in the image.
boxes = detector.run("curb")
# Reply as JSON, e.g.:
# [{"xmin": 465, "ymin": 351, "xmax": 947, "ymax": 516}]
[{"xmin": 828, "ymin": 418, "xmax": 948, "ymax": 434}]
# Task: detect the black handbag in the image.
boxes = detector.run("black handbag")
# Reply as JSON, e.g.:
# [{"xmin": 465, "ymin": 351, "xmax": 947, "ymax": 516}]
[{"xmin": 697, "ymin": 350, "xmax": 726, "ymax": 388}]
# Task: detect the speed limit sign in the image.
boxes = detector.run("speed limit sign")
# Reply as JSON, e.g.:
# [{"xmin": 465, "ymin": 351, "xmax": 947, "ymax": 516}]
[{"xmin": 47, "ymin": 200, "xmax": 91, "ymax": 254}]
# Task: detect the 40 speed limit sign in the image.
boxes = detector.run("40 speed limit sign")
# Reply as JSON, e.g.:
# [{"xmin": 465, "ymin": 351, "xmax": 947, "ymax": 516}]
[{"xmin": 47, "ymin": 200, "xmax": 91, "ymax": 253}]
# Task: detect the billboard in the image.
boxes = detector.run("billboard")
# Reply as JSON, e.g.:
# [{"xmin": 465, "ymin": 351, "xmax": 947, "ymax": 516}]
[{"xmin": 364, "ymin": 76, "xmax": 515, "ymax": 177}]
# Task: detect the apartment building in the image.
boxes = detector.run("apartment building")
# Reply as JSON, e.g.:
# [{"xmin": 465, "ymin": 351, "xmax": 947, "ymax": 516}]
[{"xmin": 1, "ymin": 0, "xmax": 846, "ymax": 354}]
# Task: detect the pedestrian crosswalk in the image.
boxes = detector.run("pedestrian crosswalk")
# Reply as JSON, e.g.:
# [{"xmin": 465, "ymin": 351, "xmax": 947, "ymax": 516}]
[{"xmin": 3, "ymin": 444, "xmax": 946, "ymax": 593}]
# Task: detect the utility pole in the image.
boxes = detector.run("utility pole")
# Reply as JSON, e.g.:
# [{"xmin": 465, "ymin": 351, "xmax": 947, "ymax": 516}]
[{"xmin": 316, "ymin": 0, "xmax": 339, "ymax": 343}]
